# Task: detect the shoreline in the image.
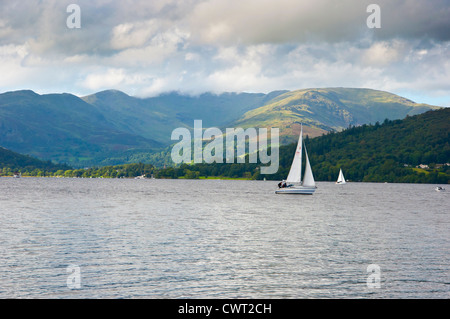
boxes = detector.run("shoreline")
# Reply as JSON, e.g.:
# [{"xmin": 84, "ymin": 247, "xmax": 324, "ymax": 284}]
[{"xmin": 1, "ymin": 175, "xmax": 448, "ymax": 185}]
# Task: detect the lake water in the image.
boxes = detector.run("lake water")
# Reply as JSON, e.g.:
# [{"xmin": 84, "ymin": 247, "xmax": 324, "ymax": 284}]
[{"xmin": 0, "ymin": 178, "xmax": 448, "ymax": 299}]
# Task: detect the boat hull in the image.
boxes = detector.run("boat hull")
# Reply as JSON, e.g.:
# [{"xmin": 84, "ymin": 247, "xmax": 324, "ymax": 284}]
[{"xmin": 275, "ymin": 187, "xmax": 316, "ymax": 195}]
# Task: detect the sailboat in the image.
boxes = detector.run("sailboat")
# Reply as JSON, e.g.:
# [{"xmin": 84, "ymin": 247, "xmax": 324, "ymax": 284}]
[
  {"xmin": 275, "ymin": 124, "xmax": 316, "ymax": 195},
  {"xmin": 336, "ymin": 168, "xmax": 346, "ymax": 184}
]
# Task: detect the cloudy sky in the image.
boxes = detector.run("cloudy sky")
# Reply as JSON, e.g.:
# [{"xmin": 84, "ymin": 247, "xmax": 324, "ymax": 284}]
[{"xmin": 0, "ymin": 0, "xmax": 449, "ymax": 106}]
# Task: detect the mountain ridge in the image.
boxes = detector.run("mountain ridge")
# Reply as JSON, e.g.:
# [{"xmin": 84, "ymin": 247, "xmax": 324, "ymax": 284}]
[
  {"xmin": 0, "ymin": 87, "xmax": 443, "ymax": 167},
  {"xmin": 234, "ymin": 87, "xmax": 441, "ymax": 143}
]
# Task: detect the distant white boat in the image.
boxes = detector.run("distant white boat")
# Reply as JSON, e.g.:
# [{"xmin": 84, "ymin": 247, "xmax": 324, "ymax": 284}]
[
  {"xmin": 435, "ymin": 186, "xmax": 445, "ymax": 192},
  {"xmin": 13, "ymin": 172, "xmax": 21, "ymax": 178},
  {"xmin": 336, "ymin": 168, "xmax": 346, "ymax": 184},
  {"xmin": 276, "ymin": 124, "xmax": 316, "ymax": 195}
]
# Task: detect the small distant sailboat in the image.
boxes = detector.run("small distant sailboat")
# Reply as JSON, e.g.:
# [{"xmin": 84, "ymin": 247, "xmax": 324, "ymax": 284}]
[
  {"xmin": 336, "ymin": 168, "xmax": 346, "ymax": 184},
  {"xmin": 276, "ymin": 124, "xmax": 316, "ymax": 195}
]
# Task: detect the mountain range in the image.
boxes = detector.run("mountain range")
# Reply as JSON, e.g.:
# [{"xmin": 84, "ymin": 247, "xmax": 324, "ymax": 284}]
[
  {"xmin": 0, "ymin": 87, "xmax": 442, "ymax": 167},
  {"xmin": 2, "ymin": 107, "xmax": 449, "ymax": 184}
]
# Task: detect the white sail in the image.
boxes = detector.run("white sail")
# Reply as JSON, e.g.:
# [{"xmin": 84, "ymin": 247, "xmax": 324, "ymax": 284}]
[
  {"xmin": 286, "ymin": 125, "xmax": 303, "ymax": 184},
  {"xmin": 336, "ymin": 168, "xmax": 346, "ymax": 184},
  {"xmin": 302, "ymin": 145, "xmax": 315, "ymax": 187},
  {"xmin": 276, "ymin": 124, "xmax": 316, "ymax": 194}
]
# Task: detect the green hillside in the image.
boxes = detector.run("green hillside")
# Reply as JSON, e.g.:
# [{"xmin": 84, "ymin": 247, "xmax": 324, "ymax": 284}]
[
  {"xmin": 154, "ymin": 108, "xmax": 450, "ymax": 184},
  {"xmin": 305, "ymin": 108, "xmax": 450, "ymax": 183},
  {"xmin": 0, "ymin": 88, "xmax": 442, "ymax": 168},
  {"xmin": 82, "ymin": 90, "xmax": 287, "ymax": 144},
  {"xmin": 234, "ymin": 88, "xmax": 440, "ymax": 144},
  {"xmin": 5, "ymin": 107, "xmax": 448, "ymax": 184},
  {"xmin": 0, "ymin": 146, "xmax": 70, "ymax": 176},
  {"xmin": 0, "ymin": 90, "xmax": 162, "ymax": 166}
]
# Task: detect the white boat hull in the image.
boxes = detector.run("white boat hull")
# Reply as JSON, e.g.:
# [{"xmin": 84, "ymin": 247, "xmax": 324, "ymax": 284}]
[{"xmin": 275, "ymin": 187, "xmax": 316, "ymax": 195}]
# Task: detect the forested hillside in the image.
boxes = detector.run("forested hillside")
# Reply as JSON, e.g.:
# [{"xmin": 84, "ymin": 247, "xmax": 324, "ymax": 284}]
[
  {"xmin": 306, "ymin": 108, "xmax": 450, "ymax": 183},
  {"xmin": 0, "ymin": 147, "xmax": 70, "ymax": 176},
  {"xmin": 155, "ymin": 108, "xmax": 450, "ymax": 184},
  {"xmin": 3, "ymin": 108, "xmax": 448, "ymax": 184}
]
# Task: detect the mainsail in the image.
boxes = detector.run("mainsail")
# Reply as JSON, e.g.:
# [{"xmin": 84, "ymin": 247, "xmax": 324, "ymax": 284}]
[
  {"xmin": 285, "ymin": 125, "xmax": 315, "ymax": 187},
  {"xmin": 286, "ymin": 125, "xmax": 303, "ymax": 184},
  {"xmin": 336, "ymin": 168, "xmax": 346, "ymax": 184}
]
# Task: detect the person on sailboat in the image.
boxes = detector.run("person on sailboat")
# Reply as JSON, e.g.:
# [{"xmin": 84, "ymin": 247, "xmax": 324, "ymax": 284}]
[{"xmin": 278, "ymin": 180, "xmax": 287, "ymax": 188}]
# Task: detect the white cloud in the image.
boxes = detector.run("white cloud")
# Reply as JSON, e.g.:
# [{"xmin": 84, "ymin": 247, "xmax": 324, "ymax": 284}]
[
  {"xmin": 184, "ymin": 52, "xmax": 200, "ymax": 61},
  {"xmin": 109, "ymin": 25, "xmax": 189, "ymax": 67},
  {"xmin": 81, "ymin": 68, "xmax": 155, "ymax": 91},
  {"xmin": 82, "ymin": 68, "xmax": 127, "ymax": 90},
  {"xmin": 110, "ymin": 20, "xmax": 169, "ymax": 50},
  {"xmin": 362, "ymin": 41, "xmax": 405, "ymax": 66}
]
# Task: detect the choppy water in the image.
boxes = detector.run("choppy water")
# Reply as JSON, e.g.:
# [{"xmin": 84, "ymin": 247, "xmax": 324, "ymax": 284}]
[{"xmin": 0, "ymin": 178, "xmax": 448, "ymax": 298}]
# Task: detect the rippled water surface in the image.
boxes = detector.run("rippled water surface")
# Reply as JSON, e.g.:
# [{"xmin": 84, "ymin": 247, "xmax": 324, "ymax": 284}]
[{"xmin": 0, "ymin": 178, "xmax": 449, "ymax": 298}]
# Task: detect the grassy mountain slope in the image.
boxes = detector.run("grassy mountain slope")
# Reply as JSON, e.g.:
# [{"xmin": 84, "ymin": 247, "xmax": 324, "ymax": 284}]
[
  {"xmin": 82, "ymin": 90, "xmax": 288, "ymax": 144},
  {"xmin": 0, "ymin": 90, "xmax": 161, "ymax": 166},
  {"xmin": 234, "ymin": 88, "xmax": 440, "ymax": 144}
]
